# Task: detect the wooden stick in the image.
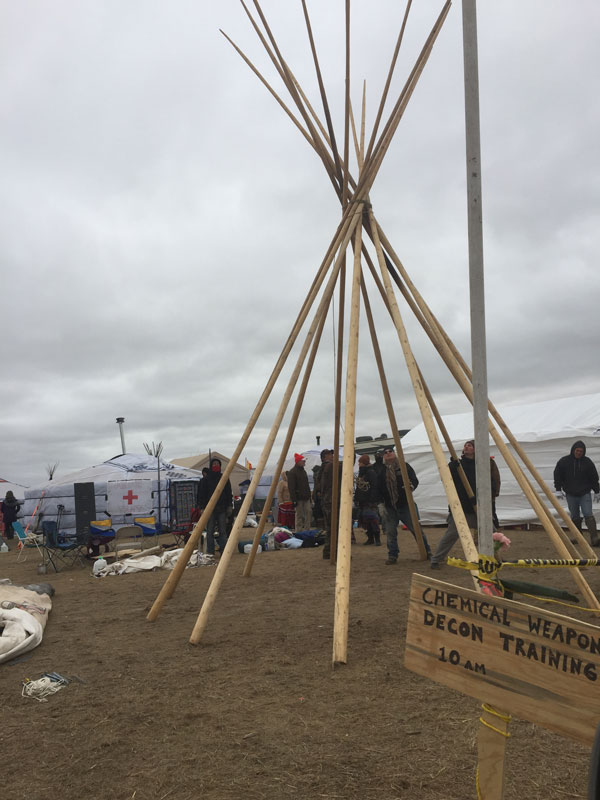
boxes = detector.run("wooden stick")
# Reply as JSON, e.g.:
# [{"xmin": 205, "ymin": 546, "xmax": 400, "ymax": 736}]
[
  {"xmin": 355, "ymin": 2, "xmax": 451, "ymax": 202},
  {"xmin": 360, "ymin": 277, "xmax": 427, "ymax": 560},
  {"xmin": 189, "ymin": 205, "xmax": 365, "ymax": 644},
  {"xmin": 329, "ymin": 257, "xmax": 346, "ymax": 564},
  {"xmin": 220, "ymin": 28, "xmax": 340, "ymax": 194},
  {"xmin": 368, "ymin": 209, "xmax": 480, "ymax": 579},
  {"xmin": 361, "ymin": 246, "xmax": 480, "ymax": 513},
  {"xmin": 332, "ymin": 220, "xmax": 363, "ymax": 666},
  {"xmin": 374, "ymin": 223, "xmax": 595, "ymax": 557},
  {"xmin": 147, "ymin": 198, "xmax": 361, "ymax": 622},
  {"xmin": 342, "ymin": 0, "xmax": 351, "ymax": 205},
  {"xmin": 242, "ymin": 276, "xmax": 333, "ymax": 577},
  {"xmin": 300, "ymin": 0, "xmax": 344, "ymax": 187},
  {"xmin": 248, "ymin": 0, "xmax": 342, "ymax": 194},
  {"xmin": 375, "ymin": 225, "xmax": 599, "ymax": 606},
  {"xmin": 364, "ymin": 0, "xmax": 413, "ymax": 163}
]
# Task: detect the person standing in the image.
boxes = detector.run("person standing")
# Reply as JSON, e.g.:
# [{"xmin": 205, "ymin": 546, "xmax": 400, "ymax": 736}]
[
  {"xmin": 287, "ymin": 453, "xmax": 312, "ymax": 532},
  {"xmin": 312, "ymin": 449, "xmax": 331, "ymax": 527},
  {"xmin": 276, "ymin": 471, "xmax": 294, "ymax": 527},
  {"xmin": 553, "ymin": 440, "xmax": 600, "ymax": 546},
  {"xmin": 197, "ymin": 458, "xmax": 233, "ymax": 556},
  {"xmin": 430, "ymin": 439, "xmax": 499, "ymax": 569},
  {"xmin": 1, "ymin": 490, "xmax": 20, "ymax": 544},
  {"xmin": 354, "ymin": 454, "xmax": 381, "ymax": 546},
  {"xmin": 378, "ymin": 448, "xmax": 430, "ymax": 564}
]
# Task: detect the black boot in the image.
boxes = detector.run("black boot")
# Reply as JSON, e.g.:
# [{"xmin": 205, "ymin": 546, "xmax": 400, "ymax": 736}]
[
  {"xmin": 363, "ymin": 532, "xmax": 374, "ymax": 545},
  {"xmin": 374, "ymin": 532, "xmax": 381, "ymax": 547},
  {"xmin": 585, "ymin": 516, "xmax": 600, "ymax": 547},
  {"xmin": 571, "ymin": 517, "xmax": 583, "ymax": 544}
]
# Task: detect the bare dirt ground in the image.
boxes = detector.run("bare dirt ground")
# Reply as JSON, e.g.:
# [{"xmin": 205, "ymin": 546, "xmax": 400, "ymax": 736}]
[{"xmin": 1, "ymin": 526, "xmax": 597, "ymax": 800}]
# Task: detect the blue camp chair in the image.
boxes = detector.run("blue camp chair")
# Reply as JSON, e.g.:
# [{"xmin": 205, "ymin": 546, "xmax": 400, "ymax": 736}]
[
  {"xmin": 41, "ymin": 521, "xmax": 87, "ymax": 571},
  {"xmin": 13, "ymin": 521, "xmax": 43, "ymax": 563}
]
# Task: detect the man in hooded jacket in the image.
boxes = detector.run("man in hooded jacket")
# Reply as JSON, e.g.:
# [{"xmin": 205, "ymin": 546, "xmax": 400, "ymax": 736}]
[
  {"xmin": 554, "ymin": 440, "xmax": 600, "ymax": 546},
  {"xmin": 197, "ymin": 458, "xmax": 233, "ymax": 556},
  {"xmin": 377, "ymin": 448, "xmax": 431, "ymax": 563},
  {"xmin": 430, "ymin": 440, "xmax": 500, "ymax": 569}
]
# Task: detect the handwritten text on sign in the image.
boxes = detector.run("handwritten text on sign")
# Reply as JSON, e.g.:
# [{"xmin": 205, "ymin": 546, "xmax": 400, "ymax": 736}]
[{"xmin": 404, "ymin": 574, "xmax": 600, "ymax": 744}]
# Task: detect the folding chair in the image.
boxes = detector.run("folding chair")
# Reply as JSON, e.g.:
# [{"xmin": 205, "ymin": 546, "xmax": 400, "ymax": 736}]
[
  {"xmin": 114, "ymin": 525, "xmax": 145, "ymax": 560},
  {"xmin": 41, "ymin": 521, "xmax": 87, "ymax": 571},
  {"xmin": 13, "ymin": 521, "xmax": 44, "ymax": 563}
]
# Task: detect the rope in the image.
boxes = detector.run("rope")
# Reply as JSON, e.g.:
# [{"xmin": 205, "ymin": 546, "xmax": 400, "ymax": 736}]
[{"xmin": 22, "ymin": 676, "xmax": 67, "ymax": 702}]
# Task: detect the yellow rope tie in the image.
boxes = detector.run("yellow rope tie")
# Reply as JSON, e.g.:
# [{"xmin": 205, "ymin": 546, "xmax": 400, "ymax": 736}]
[
  {"xmin": 475, "ymin": 706, "xmax": 512, "ymax": 799},
  {"xmin": 480, "ymin": 703, "xmax": 512, "ymax": 727}
]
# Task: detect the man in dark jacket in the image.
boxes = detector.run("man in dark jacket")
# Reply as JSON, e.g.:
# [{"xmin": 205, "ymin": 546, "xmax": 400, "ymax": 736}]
[
  {"xmin": 430, "ymin": 439, "xmax": 500, "ymax": 569},
  {"xmin": 554, "ymin": 440, "xmax": 600, "ymax": 546},
  {"xmin": 354, "ymin": 454, "xmax": 381, "ymax": 546},
  {"xmin": 197, "ymin": 458, "xmax": 233, "ymax": 555},
  {"xmin": 378, "ymin": 448, "xmax": 431, "ymax": 564},
  {"xmin": 287, "ymin": 453, "xmax": 312, "ymax": 531}
]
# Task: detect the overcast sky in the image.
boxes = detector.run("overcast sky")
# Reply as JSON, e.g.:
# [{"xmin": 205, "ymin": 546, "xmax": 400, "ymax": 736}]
[{"xmin": 2, "ymin": 1, "xmax": 599, "ymax": 487}]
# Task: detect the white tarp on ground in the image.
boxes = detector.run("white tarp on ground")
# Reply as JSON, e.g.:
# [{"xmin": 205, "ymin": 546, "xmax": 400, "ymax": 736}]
[
  {"xmin": 400, "ymin": 392, "xmax": 600, "ymax": 525},
  {"xmin": 94, "ymin": 548, "xmax": 214, "ymax": 576},
  {"xmin": 0, "ymin": 582, "xmax": 53, "ymax": 664},
  {"xmin": 22, "ymin": 454, "xmax": 202, "ymax": 537}
]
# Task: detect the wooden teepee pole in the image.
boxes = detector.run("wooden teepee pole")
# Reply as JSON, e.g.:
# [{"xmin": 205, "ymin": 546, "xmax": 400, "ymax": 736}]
[
  {"xmin": 242, "ymin": 270, "xmax": 334, "ymax": 577},
  {"xmin": 147, "ymin": 200, "xmax": 359, "ymax": 622},
  {"xmin": 189, "ymin": 206, "xmax": 365, "ymax": 644},
  {"xmin": 329, "ymin": 260, "xmax": 346, "ymax": 564},
  {"xmin": 332, "ymin": 220, "xmax": 363, "ymax": 666},
  {"xmin": 364, "ymin": 0, "xmax": 413, "ymax": 163},
  {"xmin": 367, "ymin": 209, "xmax": 480, "ymax": 577},
  {"xmin": 361, "ymin": 247, "xmax": 479, "ymax": 511},
  {"xmin": 375, "ymin": 226, "xmax": 599, "ymax": 606},
  {"xmin": 360, "ymin": 276, "xmax": 428, "ymax": 560},
  {"xmin": 375, "ymin": 223, "xmax": 596, "ymax": 557}
]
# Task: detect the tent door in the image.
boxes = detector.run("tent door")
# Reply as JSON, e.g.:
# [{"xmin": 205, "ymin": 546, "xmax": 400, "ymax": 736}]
[
  {"xmin": 74, "ymin": 482, "xmax": 97, "ymax": 536},
  {"xmin": 169, "ymin": 481, "xmax": 197, "ymax": 528}
]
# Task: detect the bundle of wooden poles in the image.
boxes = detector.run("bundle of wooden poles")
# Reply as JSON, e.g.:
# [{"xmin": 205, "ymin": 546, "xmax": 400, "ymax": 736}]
[{"xmin": 146, "ymin": 0, "xmax": 599, "ymax": 667}]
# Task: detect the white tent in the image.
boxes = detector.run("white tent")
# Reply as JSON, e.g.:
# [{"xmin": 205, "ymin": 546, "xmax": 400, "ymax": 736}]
[
  {"xmin": 22, "ymin": 454, "xmax": 203, "ymax": 537},
  {"xmin": 400, "ymin": 393, "xmax": 600, "ymax": 525},
  {"xmin": 170, "ymin": 452, "xmax": 249, "ymax": 496}
]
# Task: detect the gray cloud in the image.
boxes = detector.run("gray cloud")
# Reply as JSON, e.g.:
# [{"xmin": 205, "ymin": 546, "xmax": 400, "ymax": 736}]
[{"xmin": 1, "ymin": 1, "xmax": 599, "ymax": 487}]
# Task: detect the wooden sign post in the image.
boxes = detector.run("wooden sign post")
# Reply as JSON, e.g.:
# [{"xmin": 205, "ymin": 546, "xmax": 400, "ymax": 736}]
[{"xmin": 405, "ymin": 573, "xmax": 600, "ymax": 797}]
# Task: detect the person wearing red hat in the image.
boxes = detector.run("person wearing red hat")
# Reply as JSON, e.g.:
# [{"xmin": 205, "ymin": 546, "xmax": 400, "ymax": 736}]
[{"xmin": 287, "ymin": 453, "xmax": 312, "ymax": 532}]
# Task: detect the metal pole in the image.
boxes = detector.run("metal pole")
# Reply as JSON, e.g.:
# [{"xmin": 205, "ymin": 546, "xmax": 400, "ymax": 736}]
[
  {"xmin": 462, "ymin": 0, "xmax": 493, "ymax": 557},
  {"xmin": 116, "ymin": 417, "xmax": 126, "ymax": 455},
  {"xmin": 157, "ymin": 457, "xmax": 162, "ymax": 531}
]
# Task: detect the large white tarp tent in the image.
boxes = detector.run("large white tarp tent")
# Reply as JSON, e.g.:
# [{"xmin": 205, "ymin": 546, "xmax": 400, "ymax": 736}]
[
  {"xmin": 22, "ymin": 454, "xmax": 203, "ymax": 537},
  {"xmin": 400, "ymin": 393, "xmax": 600, "ymax": 525}
]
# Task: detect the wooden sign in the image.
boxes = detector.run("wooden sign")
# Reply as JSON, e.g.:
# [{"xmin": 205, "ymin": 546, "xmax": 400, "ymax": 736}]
[{"xmin": 405, "ymin": 574, "xmax": 600, "ymax": 744}]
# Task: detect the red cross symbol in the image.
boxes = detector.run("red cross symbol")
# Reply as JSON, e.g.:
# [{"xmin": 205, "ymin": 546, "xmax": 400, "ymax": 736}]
[{"xmin": 123, "ymin": 490, "xmax": 139, "ymax": 505}]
